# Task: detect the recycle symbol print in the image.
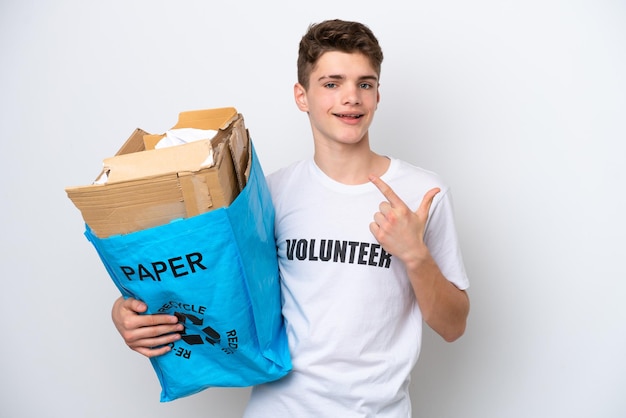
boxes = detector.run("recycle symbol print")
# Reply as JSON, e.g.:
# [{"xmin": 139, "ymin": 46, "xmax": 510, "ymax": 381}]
[{"xmin": 174, "ymin": 312, "xmax": 221, "ymax": 346}]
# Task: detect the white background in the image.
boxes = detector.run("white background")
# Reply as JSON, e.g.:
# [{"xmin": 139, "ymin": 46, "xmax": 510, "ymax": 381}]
[{"xmin": 1, "ymin": 1, "xmax": 625, "ymax": 417}]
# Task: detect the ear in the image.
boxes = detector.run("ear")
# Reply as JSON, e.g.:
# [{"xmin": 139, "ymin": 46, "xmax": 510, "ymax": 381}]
[{"xmin": 294, "ymin": 83, "xmax": 308, "ymax": 112}]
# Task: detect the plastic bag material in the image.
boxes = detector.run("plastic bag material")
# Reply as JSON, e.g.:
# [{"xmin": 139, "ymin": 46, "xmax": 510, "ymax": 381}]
[{"xmin": 85, "ymin": 145, "xmax": 291, "ymax": 401}]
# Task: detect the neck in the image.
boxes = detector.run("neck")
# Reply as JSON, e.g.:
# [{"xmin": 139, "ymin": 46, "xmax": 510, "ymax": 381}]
[{"xmin": 313, "ymin": 140, "xmax": 390, "ymax": 185}]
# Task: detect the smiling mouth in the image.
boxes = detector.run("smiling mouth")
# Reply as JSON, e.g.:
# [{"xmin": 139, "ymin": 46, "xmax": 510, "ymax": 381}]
[{"xmin": 333, "ymin": 113, "xmax": 363, "ymax": 119}]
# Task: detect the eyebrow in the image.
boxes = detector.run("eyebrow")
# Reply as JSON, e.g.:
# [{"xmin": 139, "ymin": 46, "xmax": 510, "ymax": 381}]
[{"xmin": 318, "ymin": 74, "xmax": 379, "ymax": 83}]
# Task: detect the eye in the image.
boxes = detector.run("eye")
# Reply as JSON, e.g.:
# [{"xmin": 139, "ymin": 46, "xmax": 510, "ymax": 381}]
[
  {"xmin": 359, "ymin": 82, "xmax": 373, "ymax": 90},
  {"xmin": 324, "ymin": 82, "xmax": 338, "ymax": 89}
]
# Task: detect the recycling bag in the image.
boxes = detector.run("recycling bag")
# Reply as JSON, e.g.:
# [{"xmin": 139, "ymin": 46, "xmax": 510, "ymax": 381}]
[{"xmin": 85, "ymin": 146, "xmax": 291, "ymax": 401}]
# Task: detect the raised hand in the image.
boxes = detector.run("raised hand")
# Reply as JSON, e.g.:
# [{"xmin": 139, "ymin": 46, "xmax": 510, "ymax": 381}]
[{"xmin": 369, "ymin": 175, "xmax": 440, "ymax": 265}]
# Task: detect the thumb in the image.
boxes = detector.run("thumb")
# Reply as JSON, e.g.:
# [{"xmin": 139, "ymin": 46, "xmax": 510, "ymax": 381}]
[
  {"xmin": 123, "ymin": 297, "xmax": 147, "ymax": 314},
  {"xmin": 416, "ymin": 188, "xmax": 441, "ymax": 219}
]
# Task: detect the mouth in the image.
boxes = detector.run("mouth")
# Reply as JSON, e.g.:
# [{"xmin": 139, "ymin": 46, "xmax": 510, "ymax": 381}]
[{"xmin": 333, "ymin": 113, "xmax": 364, "ymax": 119}]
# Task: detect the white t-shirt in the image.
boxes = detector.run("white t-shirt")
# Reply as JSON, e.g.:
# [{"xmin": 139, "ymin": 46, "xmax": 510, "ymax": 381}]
[{"xmin": 244, "ymin": 158, "xmax": 469, "ymax": 418}]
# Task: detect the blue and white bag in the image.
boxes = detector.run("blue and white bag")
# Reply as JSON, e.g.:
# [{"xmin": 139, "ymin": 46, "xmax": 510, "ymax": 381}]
[{"xmin": 85, "ymin": 145, "xmax": 291, "ymax": 401}]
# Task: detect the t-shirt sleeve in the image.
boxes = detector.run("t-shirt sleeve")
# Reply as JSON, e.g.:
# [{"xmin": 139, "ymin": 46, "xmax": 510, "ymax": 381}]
[{"xmin": 424, "ymin": 189, "xmax": 470, "ymax": 290}]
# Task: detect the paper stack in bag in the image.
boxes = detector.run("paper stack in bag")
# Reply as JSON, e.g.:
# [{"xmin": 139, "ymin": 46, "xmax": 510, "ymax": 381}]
[{"xmin": 65, "ymin": 107, "xmax": 292, "ymax": 402}]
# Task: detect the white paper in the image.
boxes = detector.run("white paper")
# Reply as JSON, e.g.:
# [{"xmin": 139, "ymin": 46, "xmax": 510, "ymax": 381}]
[{"xmin": 155, "ymin": 128, "xmax": 218, "ymax": 149}]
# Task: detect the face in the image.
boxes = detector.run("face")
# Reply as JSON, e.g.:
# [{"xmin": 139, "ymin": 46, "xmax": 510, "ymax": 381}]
[{"xmin": 294, "ymin": 51, "xmax": 380, "ymax": 148}]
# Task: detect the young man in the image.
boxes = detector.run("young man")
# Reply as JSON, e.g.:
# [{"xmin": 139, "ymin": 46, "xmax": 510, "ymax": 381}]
[{"xmin": 112, "ymin": 19, "xmax": 469, "ymax": 417}]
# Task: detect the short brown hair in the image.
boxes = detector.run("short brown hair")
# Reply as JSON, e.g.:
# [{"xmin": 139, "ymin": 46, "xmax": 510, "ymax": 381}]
[{"xmin": 297, "ymin": 19, "xmax": 384, "ymax": 89}]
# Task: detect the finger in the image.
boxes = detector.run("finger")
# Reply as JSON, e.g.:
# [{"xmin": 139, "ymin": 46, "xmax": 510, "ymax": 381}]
[
  {"xmin": 131, "ymin": 327, "xmax": 182, "ymax": 347},
  {"xmin": 378, "ymin": 200, "xmax": 392, "ymax": 216},
  {"xmin": 117, "ymin": 312, "xmax": 181, "ymax": 340},
  {"xmin": 132, "ymin": 334, "xmax": 179, "ymax": 358},
  {"xmin": 122, "ymin": 315, "xmax": 181, "ymax": 340},
  {"xmin": 369, "ymin": 175, "xmax": 406, "ymax": 208},
  {"xmin": 416, "ymin": 187, "xmax": 441, "ymax": 217},
  {"xmin": 143, "ymin": 313, "xmax": 181, "ymax": 326},
  {"xmin": 120, "ymin": 298, "xmax": 179, "ymax": 326},
  {"xmin": 369, "ymin": 221, "xmax": 379, "ymax": 234},
  {"xmin": 124, "ymin": 322, "xmax": 183, "ymax": 346},
  {"xmin": 372, "ymin": 212, "xmax": 386, "ymax": 228},
  {"xmin": 115, "ymin": 297, "xmax": 147, "ymax": 315},
  {"xmin": 127, "ymin": 297, "xmax": 148, "ymax": 314},
  {"xmin": 136, "ymin": 345, "xmax": 172, "ymax": 358},
  {"xmin": 138, "ymin": 322, "xmax": 184, "ymax": 337}
]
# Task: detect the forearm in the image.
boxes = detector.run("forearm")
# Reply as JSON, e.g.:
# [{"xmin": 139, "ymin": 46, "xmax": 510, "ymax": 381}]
[
  {"xmin": 367, "ymin": 177, "xmax": 469, "ymax": 340},
  {"xmin": 405, "ymin": 251, "xmax": 469, "ymax": 342}
]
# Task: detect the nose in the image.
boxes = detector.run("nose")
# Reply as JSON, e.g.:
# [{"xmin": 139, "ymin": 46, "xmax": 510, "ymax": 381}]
[{"xmin": 342, "ymin": 86, "xmax": 361, "ymax": 105}]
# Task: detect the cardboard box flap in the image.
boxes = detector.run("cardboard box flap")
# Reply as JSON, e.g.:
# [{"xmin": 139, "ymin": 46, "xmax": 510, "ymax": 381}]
[
  {"xmin": 173, "ymin": 107, "xmax": 238, "ymax": 130},
  {"xmin": 103, "ymin": 139, "xmax": 216, "ymax": 184},
  {"xmin": 143, "ymin": 107, "xmax": 238, "ymax": 150},
  {"xmin": 117, "ymin": 128, "xmax": 150, "ymax": 155}
]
